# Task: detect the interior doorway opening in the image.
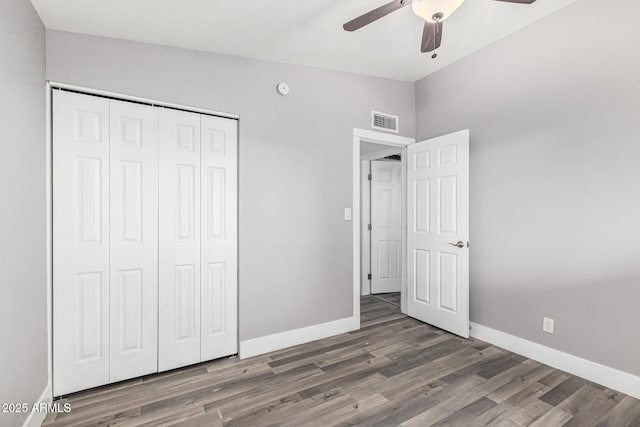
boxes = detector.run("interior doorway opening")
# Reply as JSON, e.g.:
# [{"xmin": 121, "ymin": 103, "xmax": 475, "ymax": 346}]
[
  {"xmin": 361, "ymin": 142, "xmax": 404, "ymax": 322},
  {"xmin": 352, "ymin": 128, "xmax": 415, "ymax": 328},
  {"xmin": 361, "ymin": 144, "xmax": 403, "ymax": 296}
]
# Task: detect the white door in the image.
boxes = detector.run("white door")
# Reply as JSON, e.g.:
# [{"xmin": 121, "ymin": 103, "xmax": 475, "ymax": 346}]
[
  {"xmin": 371, "ymin": 161, "xmax": 403, "ymax": 294},
  {"xmin": 109, "ymin": 100, "xmax": 159, "ymax": 382},
  {"xmin": 53, "ymin": 91, "xmax": 110, "ymax": 395},
  {"xmin": 200, "ymin": 115, "xmax": 238, "ymax": 360},
  {"xmin": 54, "ymin": 91, "xmax": 239, "ymax": 390},
  {"xmin": 158, "ymin": 109, "xmax": 202, "ymax": 371},
  {"xmin": 406, "ymin": 130, "xmax": 470, "ymax": 338}
]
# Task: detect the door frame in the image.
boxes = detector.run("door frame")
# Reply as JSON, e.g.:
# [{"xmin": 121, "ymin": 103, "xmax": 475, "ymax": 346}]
[
  {"xmin": 352, "ymin": 128, "xmax": 415, "ymax": 327},
  {"xmin": 361, "ymin": 160, "xmax": 371, "ymax": 296},
  {"xmin": 45, "ymin": 81, "xmax": 240, "ymax": 398}
]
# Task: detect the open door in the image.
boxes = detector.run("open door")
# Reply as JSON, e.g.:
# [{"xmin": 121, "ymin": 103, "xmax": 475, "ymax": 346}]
[
  {"xmin": 406, "ymin": 130, "xmax": 470, "ymax": 338},
  {"xmin": 371, "ymin": 160, "xmax": 403, "ymax": 294}
]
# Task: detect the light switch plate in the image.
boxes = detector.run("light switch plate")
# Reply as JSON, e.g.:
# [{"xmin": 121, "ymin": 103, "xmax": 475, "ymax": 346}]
[{"xmin": 344, "ymin": 208, "xmax": 352, "ymax": 221}]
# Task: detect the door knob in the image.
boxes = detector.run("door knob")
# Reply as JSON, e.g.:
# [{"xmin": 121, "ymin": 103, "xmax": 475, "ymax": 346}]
[{"xmin": 449, "ymin": 241, "xmax": 465, "ymax": 248}]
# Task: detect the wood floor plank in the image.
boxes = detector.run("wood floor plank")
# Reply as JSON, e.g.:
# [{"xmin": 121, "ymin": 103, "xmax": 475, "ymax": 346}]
[
  {"xmin": 529, "ymin": 407, "xmax": 573, "ymax": 427},
  {"xmin": 438, "ymin": 349, "xmax": 511, "ymax": 384},
  {"xmin": 379, "ymin": 338, "xmax": 466, "ymax": 378},
  {"xmin": 538, "ymin": 376, "xmax": 587, "ymax": 406},
  {"xmin": 338, "ymin": 390, "xmax": 444, "ymax": 427},
  {"xmin": 43, "ymin": 294, "xmax": 640, "ymax": 427},
  {"xmin": 504, "ymin": 398, "xmax": 555, "ymax": 426},
  {"xmin": 538, "ymin": 370, "xmax": 572, "ymax": 389},
  {"xmin": 172, "ymin": 410, "xmax": 225, "ymax": 427},
  {"xmin": 629, "ymin": 414, "xmax": 640, "ymax": 427},
  {"xmin": 273, "ymin": 390, "xmax": 356, "ymax": 427},
  {"xmin": 594, "ymin": 396, "xmax": 640, "ymax": 427},
  {"xmin": 402, "ymin": 359, "xmax": 543, "ymax": 426},
  {"xmin": 112, "ymin": 404, "xmax": 205, "ymax": 427},
  {"xmin": 431, "ymin": 397, "xmax": 498, "ymax": 427},
  {"xmin": 375, "ymin": 347, "xmax": 501, "ymax": 403},
  {"xmin": 320, "ymin": 352, "xmax": 376, "ymax": 373},
  {"xmin": 473, "ymin": 379, "xmax": 550, "ymax": 426},
  {"xmin": 476, "ymin": 353, "xmax": 528, "ymax": 379},
  {"xmin": 559, "ymin": 385, "xmax": 622, "ymax": 427},
  {"xmin": 486, "ymin": 363, "xmax": 551, "ymax": 404}
]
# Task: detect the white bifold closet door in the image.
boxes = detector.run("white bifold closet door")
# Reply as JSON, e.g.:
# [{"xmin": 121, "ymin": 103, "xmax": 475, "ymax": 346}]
[
  {"xmin": 53, "ymin": 91, "xmax": 111, "ymax": 395},
  {"xmin": 199, "ymin": 115, "xmax": 238, "ymax": 362},
  {"xmin": 108, "ymin": 100, "xmax": 159, "ymax": 383},
  {"xmin": 54, "ymin": 90, "xmax": 238, "ymax": 395},
  {"xmin": 53, "ymin": 91, "xmax": 159, "ymax": 395},
  {"xmin": 158, "ymin": 109, "xmax": 202, "ymax": 371},
  {"xmin": 158, "ymin": 110, "xmax": 238, "ymax": 371}
]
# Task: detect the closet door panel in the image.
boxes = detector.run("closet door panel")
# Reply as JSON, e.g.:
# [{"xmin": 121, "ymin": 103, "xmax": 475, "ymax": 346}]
[
  {"xmin": 158, "ymin": 109, "xmax": 202, "ymax": 371},
  {"xmin": 109, "ymin": 100, "xmax": 159, "ymax": 381},
  {"xmin": 53, "ymin": 91, "xmax": 110, "ymax": 395},
  {"xmin": 201, "ymin": 116, "xmax": 238, "ymax": 360}
]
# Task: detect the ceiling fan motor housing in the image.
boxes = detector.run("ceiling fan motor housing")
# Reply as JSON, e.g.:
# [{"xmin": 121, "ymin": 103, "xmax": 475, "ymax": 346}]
[{"xmin": 411, "ymin": 0, "xmax": 465, "ymax": 22}]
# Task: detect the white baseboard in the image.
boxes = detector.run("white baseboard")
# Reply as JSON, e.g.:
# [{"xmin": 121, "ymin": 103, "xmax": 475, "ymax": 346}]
[
  {"xmin": 240, "ymin": 316, "xmax": 357, "ymax": 359},
  {"xmin": 470, "ymin": 322, "xmax": 640, "ymax": 400},
  {"xmin": 22, "ymin": 383, "xmax": 52, "ymax": 427}
]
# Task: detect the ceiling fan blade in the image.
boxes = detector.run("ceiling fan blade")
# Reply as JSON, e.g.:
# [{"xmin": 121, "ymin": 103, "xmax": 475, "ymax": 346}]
[
  {"xmin": 421, "ymin": 21, "xmax": 443, "ymax": 53},
  {"xmin": 492, "ymin": 0, "xmax": 536, "ymax": 4},
  {"xmin": 343, "ymin": 0, "xmax": 412, "ymax": 32}
]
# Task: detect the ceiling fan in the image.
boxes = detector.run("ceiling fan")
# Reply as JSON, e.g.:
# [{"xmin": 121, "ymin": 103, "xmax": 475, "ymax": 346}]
[{"xmin": 343, "ymin": 0, "xmax": 536, "ymax": 58}]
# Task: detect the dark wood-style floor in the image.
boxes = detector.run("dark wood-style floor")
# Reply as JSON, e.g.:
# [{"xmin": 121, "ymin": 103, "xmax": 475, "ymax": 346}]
[{"xmin": 44, "ymin": 294, "xmax": 640, "ymax": 426}]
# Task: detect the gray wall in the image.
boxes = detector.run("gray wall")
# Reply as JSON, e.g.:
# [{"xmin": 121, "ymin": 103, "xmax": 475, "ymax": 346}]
[
  {"xmin": 0, "ymin": 0, "xmax": 47, "ymax": 426},
  {"xmin": 46, "ymin": 30, "xmax": 415, "ymax": 341},
  {"xmin": 415, "ymin": 0, "xmax": 640, "ymax": 376}
]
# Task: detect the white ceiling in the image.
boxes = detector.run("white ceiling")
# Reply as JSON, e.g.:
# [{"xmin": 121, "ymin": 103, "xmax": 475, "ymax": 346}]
[{"xmin": 31, "ymin": 0, "xmax": 576, "ymax": 82}]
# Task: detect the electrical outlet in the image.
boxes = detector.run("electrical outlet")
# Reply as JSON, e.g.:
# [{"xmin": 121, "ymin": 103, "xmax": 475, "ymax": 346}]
[{"xmin": 543, "ymin": 317, "xmax": 555, "ymax": 334}]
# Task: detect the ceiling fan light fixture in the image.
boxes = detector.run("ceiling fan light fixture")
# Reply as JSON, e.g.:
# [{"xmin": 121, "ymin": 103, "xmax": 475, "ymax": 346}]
[{"xmin": 411, "ymin": 0, "xmax": 465, "ymax": 22}]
